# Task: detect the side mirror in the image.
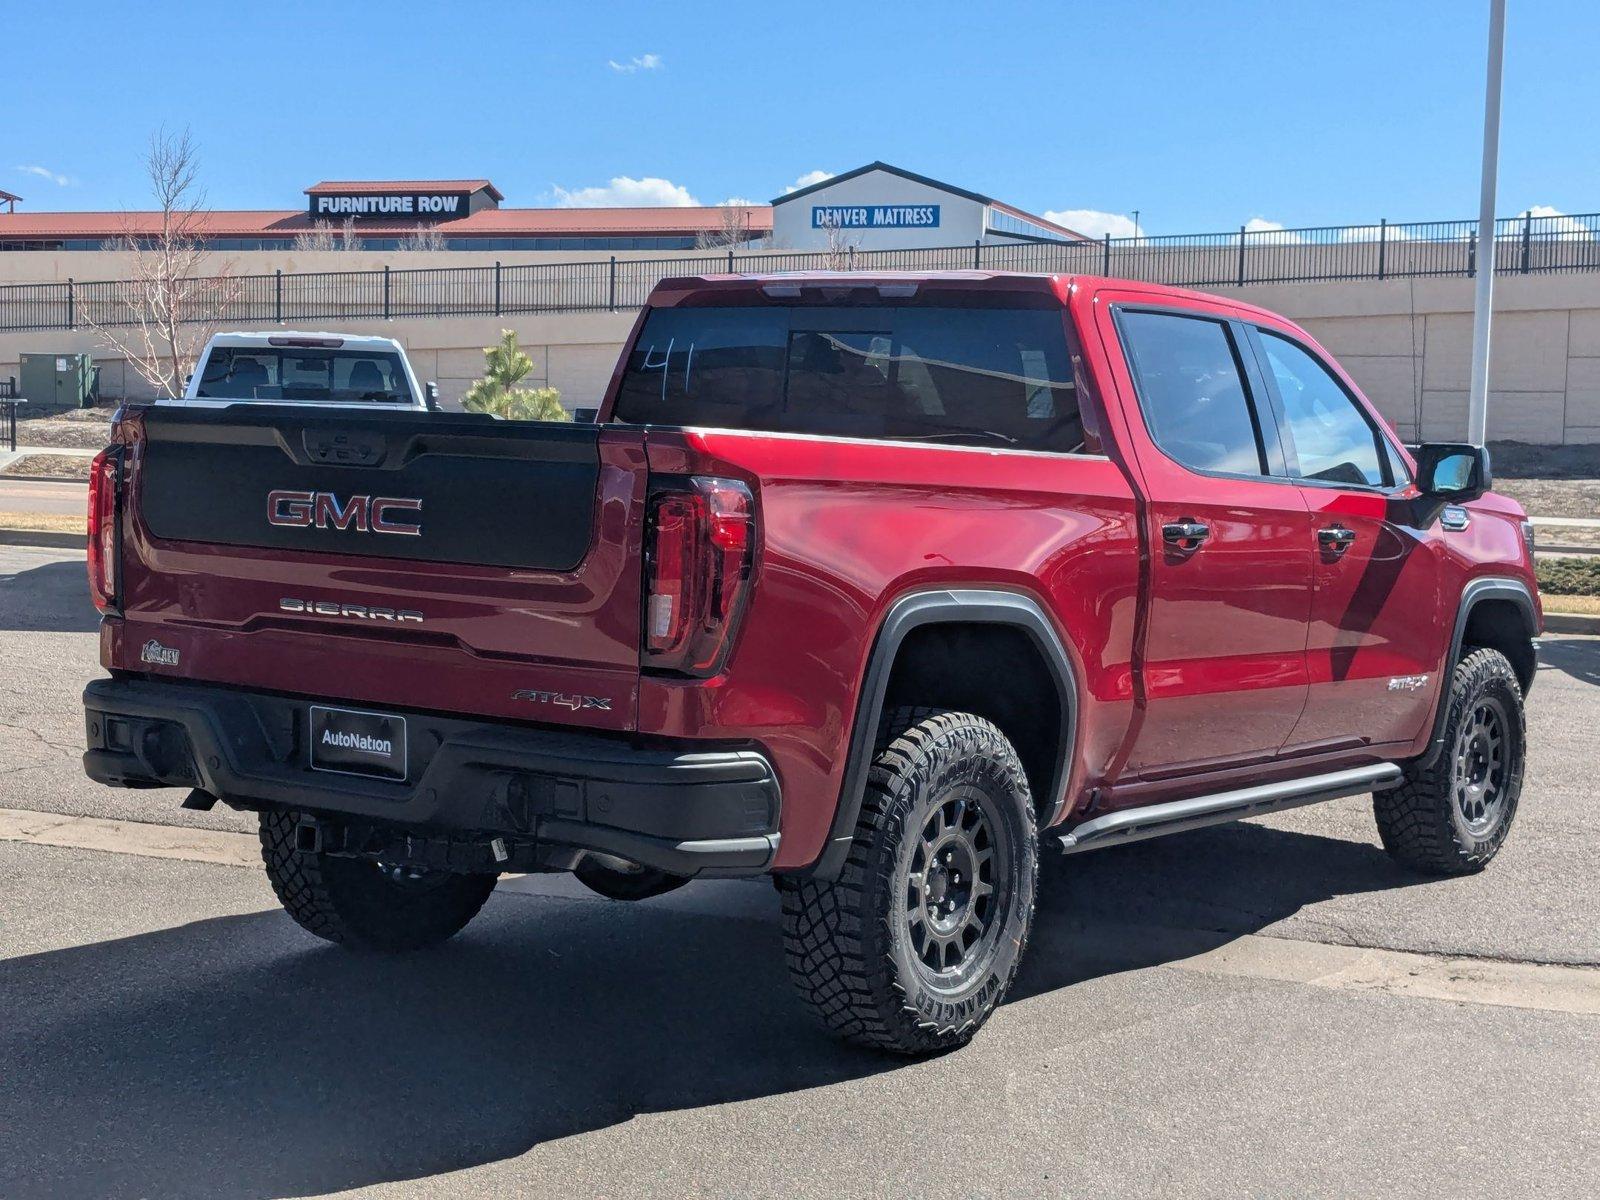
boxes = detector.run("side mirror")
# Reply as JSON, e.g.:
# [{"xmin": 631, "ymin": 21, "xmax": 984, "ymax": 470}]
[
  {"xmin": 1414, "ymin": 443, "xmax": 1491, "ymax": 502},
  {"xmin": 425, "ymin": 381, "xmax": 440, "ymax": 411},
  {"xmin": 572, "ymin": 406, "xmax": 598, "ymax": 423}
]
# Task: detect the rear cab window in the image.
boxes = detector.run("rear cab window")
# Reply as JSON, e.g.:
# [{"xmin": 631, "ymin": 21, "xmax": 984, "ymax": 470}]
[
  {"xmin": 613, "ymin": 303, "xmax": 1093, "ymax": 453},
  {"xmin": 1114, "ymin": 308, "xmax": 1271, "ymax": 477},
  {"xmin": 195, "ymin": 347, "xmax": 414, "ymax": 404}
]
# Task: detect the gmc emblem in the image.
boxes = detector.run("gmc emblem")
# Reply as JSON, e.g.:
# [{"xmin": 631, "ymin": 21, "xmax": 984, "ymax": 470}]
[{"xmin": 267, "ymin": 490, "xmax": 422, "ymax": 536}]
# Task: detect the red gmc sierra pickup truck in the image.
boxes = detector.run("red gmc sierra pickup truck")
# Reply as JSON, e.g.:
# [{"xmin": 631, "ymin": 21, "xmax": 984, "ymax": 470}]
[{"xmin": 81, "ymin": 272, "xmax": 1541, "ymax": 1054}]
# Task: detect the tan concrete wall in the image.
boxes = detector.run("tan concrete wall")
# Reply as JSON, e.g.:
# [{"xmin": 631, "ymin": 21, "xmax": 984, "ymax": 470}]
[
  {"xmin": 4, "ymin": 269, "xmax": 1600, "ymax": 445},
  {"xmin": 0, "ymin": 310, "xmax": 638, "ymax": 411},
  {"xmin": 1204, "ymin": 272, "xmax": 1600, "ymax": 445}
]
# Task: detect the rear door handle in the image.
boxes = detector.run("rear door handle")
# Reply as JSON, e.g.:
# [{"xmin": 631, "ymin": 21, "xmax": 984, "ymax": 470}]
[
  {"xmin": 1162, "ymin": 519, "xmax": 1210, "ymax": 546},
  {"xmin": 1318, "ymin": 525, "xmax": 1357, "ymax": 550}
]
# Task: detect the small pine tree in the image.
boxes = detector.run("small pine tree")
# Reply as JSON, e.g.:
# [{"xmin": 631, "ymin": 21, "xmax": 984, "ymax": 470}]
[{"xmin": 461, "ymin": 330, "xmax": 570, "ymax": 421}]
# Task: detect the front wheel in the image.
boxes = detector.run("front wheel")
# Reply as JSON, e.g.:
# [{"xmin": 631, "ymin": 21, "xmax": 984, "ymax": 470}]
[
  {"xmin": 1375, "ymin": 647, "xmax": 1526, "ymax": 875},
  {"xmin": 259, "ymin": 811, "xmax": 497, "ymax": 952},
  {"xmin": 779, "ymin": 709, "xmax": 1038, "ymax": 1056}
]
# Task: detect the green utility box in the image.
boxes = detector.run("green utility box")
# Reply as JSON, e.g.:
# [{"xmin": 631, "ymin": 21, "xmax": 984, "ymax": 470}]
[{"xmin": 20, "ymin": 352, "xmax": 95, "ymax": 409}]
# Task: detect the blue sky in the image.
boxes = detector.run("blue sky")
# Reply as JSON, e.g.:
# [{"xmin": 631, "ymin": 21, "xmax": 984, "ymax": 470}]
[{"xmin": 7, "ymin": 0, "xmax": 1597, "ymax": 237}]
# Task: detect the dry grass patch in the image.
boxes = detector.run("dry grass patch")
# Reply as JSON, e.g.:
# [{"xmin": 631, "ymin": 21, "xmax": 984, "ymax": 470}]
[
  {"xmin": 1544, "ymin": 593, "xmax": 1600, "ymax": 616},
  {"xmin": 0, "ymin": 512, "xmax": 86, "ymax": 534},
  {"xmin": 0, "ymin": 453, "xmax": 94, "ymax": 479}
]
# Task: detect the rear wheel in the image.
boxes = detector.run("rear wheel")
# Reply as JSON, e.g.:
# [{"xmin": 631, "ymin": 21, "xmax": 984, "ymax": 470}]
[
  {"xmin": 1375, "ymin": 647, "xmax": 1526, "ymax": 875},
  {"xmin": 259, "ymin": 811, "xmax": 497, "ymax": 952},
  {"xmin": 779, "ymin": 709, "xmax": 1038, "ymax": 1056}
]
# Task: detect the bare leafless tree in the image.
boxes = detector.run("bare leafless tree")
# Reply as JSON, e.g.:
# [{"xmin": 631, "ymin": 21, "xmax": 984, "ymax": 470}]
[
  {"xmin": 87, "ymin": 128, "xmax": 240, "ymax": 398},
  {"xmin": 400, "ymin": 225, "xmax": 447, "ymax": 251},
  {"xmin": 293, "ymin": 225, "xmax": 338, "ymax": 252},
  {"xmin": 697, "ymin": 205, "xmax": 757, "ymax": 251},
  {"xmin": 818, "ymin": 212, "xmax": 857, "ymax": 270},
  {"xmin": 292, "ymin": 214, "xmax": 361, "ymax": 252}
]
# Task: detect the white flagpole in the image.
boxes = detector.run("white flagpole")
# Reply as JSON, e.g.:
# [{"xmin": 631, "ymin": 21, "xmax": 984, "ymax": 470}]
[{"xmin": 1466, "ymin": 0, "xmax": 1507, "ymax": 446}]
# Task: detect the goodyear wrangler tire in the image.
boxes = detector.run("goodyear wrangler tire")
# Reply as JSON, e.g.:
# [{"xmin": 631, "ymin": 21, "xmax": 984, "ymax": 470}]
[
  {"xmin": 1375, "ymin": 647, "xmax": 1526, "ymax": 876},
  {"xmin": 259, "ymin": 811, "xmax": 497, "ymax": 952},
  {"xmin": 779, "ymin": 708, "xmax": 1038, "ymax": 1056}
]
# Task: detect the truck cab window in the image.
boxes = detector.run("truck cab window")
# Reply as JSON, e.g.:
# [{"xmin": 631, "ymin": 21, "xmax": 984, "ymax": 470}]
[
  {"xmin": 1257, "ymin": 330, "xmax": 1389, "ymax": 488},
  {"xmin": 194, "ymin": 347, "xmax": 413, "ymax": 404},
  {"xmin": 615, "ymin": 304, "xmax": 1089, "ymax": 453},
  {"xmin": 1116, "ymin": 309, "xmax": 1268, "ymax": 476}
]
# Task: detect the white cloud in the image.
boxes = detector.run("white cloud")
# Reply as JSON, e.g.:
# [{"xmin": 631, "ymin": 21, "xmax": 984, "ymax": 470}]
[
  {"xmin": 783, "ymin": 170, "xmax": 834, "ymax": 194},
  {"xmin": 718, "ymin": 196, "xmax": 757, "ymax": 207},
  {"xmin": 1242, "ymin": 217, "xmax": 1304, "ymax": 244},
  {"xmin": 1520, "ymin": 204, "xmax": 1597, "ymax": 239},
  {"xmin": 17, "ymin": 163, "xmax": 72, "ymax": 186},
  {"xmin": 552, "ymin": 175, "xmax": 700, "ymax": 207},
  {"xmin": 1042, "ymin": 209, "xmax": 1142, "ymax": 240},
  {"xmin": 1338, "ymin": 223, "xmax": 1411, "ymax": 243},
  {"xmin": 607, "ymin": 53, "xmax": 662, "ymax": 74}
]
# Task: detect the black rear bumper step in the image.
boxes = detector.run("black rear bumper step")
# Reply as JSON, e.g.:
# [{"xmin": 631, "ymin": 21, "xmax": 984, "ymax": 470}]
[
  {"xmin": 83, "ymin": 676, "xmax": 780, "ymax": 877},
  {"xmin": 1058, "ymin": 763, "xmax": 1403, "ymax": 855}
]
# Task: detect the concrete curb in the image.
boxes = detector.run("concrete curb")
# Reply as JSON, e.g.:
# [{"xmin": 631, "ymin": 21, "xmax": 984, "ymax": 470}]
[
  {"xmin": 0, "ymin": 474, "xmax": 89, "ymax": 485},
  {"xmin": 1544, "ymin": 610, "xmax": 1600, "ymax": 635},
  {"xmin": 0, "ymin": 528, "xmax": 84, "ymax": 550}
]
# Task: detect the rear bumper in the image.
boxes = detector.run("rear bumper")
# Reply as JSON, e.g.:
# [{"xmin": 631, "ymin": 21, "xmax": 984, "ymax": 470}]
[{"xmin": 82, "ymin": 676, "xmax": 781, "ymax": 877}]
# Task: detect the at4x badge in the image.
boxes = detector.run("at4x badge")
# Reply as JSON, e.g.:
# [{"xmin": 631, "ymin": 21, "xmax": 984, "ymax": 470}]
[{"xmin": 512, "ymin": 689, "xmax": 613, "ymax": 712}]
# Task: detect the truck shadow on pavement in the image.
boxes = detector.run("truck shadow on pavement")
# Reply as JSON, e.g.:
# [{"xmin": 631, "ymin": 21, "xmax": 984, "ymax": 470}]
[
  {"xmin": 1536, "ymin": 634, "xmax": 1600, "ymax": 688},
  {"xmin": 0, "ymin": 822, "xmax": 1431, "ymax": 1199},
  {"xmin": 0, "ymin": 557, "xmax": 100, "ymax": 633}
]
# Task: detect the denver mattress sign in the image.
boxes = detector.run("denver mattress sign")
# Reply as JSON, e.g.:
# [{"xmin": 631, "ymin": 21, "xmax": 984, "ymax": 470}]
[{"xmin": 812, "ymin": 204, "xmax": 941, "ymax": 229}]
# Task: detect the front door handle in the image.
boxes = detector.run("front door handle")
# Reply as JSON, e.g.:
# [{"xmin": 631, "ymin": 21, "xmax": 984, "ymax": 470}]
[
  {"xmin": 1318, "ymin": 525, "xmax": 1357, "ymax": 551},
  {"xmin": 1162, "ymin": 519, "xmax": 1211, "ymax": 547}
]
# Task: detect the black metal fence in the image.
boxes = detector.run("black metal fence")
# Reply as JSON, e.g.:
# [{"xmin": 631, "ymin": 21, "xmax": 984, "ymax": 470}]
[{"xmin": 4, "ymin": 210, "xmax": 1599, "ymax": 333}]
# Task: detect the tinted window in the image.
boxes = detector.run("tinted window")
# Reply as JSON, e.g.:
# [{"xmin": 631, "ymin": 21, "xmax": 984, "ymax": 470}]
[
  {"xmin": 614, "ymin": 305, "xmax": 1088, "ymax": 452},
  {"xmin": 1117, "ymin": 310, "xmax": 1266, "ymax": 475},
  {"xmin": 195, "ymin": 348, "xmax": 413, "ymax": 404},
  {"xmin": 1383, "ymin": 436, "xmax": 1412, "ymax": 487},
  {"xmin": 1258, "ymin": 331, "xmax": 1386, "ymax": 487}
]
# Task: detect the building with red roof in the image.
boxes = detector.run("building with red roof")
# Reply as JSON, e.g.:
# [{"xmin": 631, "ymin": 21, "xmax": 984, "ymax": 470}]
[
  {"xmin": 0, "ymin": 165, "xmax": 1083, "ymax": 256},
  {"xmin": 0, "ymin": 178, "xmax": 770, "ymax": 253}
]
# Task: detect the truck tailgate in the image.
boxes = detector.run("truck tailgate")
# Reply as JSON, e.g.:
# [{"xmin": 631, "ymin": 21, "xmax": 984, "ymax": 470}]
[{"xmin": 111, "ymin": 405, "xmax": 646, "ymax": 730}]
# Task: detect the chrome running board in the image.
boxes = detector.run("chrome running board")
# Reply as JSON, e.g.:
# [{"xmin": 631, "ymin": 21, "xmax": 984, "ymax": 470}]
[{"xmin": 1058, "ymin": 763, "xmax": 1403, "ymax": 855}]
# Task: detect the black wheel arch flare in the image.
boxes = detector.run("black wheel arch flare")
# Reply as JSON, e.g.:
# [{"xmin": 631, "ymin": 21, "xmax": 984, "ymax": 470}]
[
  {"xmin": 1421, "ymin": 575, "xmax": 1538, "ymax": 768},
  {"xmin": 807, "ymin": 588, "xmax": 1080, "ymax": 881}
]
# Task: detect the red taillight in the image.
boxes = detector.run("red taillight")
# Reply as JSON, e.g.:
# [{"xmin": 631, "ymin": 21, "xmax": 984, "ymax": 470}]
[
  {"xmin": 643, "ymin": 476, "xmax": 755, "ymax": 676},
  {"xmin": 86, "ymin": 447, "xmax": 119, "ymax": 611}
]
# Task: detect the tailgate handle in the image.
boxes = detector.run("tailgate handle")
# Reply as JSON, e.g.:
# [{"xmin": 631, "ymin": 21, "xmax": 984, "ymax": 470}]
[{"xmin": 302, "ymin": 429, "xmax": 387, "ymax": 466}]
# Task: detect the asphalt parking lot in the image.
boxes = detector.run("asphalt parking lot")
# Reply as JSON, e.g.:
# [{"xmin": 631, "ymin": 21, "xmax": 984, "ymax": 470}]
[{"xmin": 2, "ymin": 542, "xmax": 1597, "ymax": 1198}]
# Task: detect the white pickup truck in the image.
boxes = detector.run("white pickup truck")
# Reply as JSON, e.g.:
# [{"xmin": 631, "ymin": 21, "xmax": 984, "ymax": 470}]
[{"xmin": 175, "ymin": 331, "xmax": 437, "ymax": 410}]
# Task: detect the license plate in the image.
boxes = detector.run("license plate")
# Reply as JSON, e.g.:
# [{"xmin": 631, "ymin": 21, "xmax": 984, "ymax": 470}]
[{"xmin": 309, "ymin": 705, "xmax": 407, "ymax": 781}]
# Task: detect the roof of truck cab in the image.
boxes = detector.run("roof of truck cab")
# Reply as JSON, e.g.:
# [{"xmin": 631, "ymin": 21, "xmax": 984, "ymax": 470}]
[
  {"xmin": 646, "ymin": 270, "xmax": 1286, "ymax": 314},
  {"xmin": 202, "ymin": 331, "xmax": 406, "ymax": 350}
]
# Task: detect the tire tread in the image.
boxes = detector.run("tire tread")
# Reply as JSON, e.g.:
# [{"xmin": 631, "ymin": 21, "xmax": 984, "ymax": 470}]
[
  {"xmin": 779, "ymin": 708, "xmax": 1037, "ymax": 1055},
  {"xmin": 1375, "ymin": 647, "xmax": 1525, "ymax": 876},
  {"xmin": 258, "ymin": 811, "xmax": 495, "ymax": 951}
]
